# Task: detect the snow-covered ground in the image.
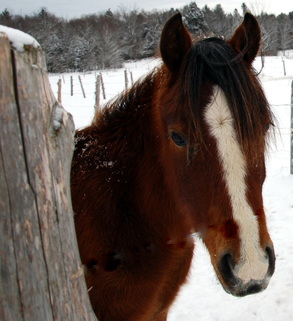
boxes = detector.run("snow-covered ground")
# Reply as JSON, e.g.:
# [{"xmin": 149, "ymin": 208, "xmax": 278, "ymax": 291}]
[{"xmin": 50, "ymin": 56, "xmax": 293, "ymax": 321}]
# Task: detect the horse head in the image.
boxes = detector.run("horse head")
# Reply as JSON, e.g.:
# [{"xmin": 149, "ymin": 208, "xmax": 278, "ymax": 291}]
[{"xmin": 156, "ymin": 12, "xmax": 275, "ymax": 297}]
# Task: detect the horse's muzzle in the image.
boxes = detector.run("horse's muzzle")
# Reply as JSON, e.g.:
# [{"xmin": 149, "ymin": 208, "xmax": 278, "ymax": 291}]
[{"xmin": 218, "ymin": 246, "xmax": 275, "ymax": 297}]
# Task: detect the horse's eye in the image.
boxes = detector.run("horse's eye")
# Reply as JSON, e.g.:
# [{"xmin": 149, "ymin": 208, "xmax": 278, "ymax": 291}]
[
  {"xmin": 171, "ymin": 132, "xmax": 187, "ymax": 147},
  {"xmin": 265, "ymin": 122, "xmax": 274, "ymax": 134},
  {"xmin": 265, "ymin": 123, "xmax": 270, "ymax": 132}
]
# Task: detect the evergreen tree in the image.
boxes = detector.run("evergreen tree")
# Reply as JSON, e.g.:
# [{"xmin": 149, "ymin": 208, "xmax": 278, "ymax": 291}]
[
  {"xmin": 0, "ymin": 8, "xmax": 13, "ymax": 27},
  {"xmin": 241, "ymin": 3, "xmax": 250, "ymax": 15},
  {"xmin": 182, "ymin": 2, "xmax": 209, "ymax": 35},
  {"xmin": 1, "ymin": 8, "xmax": 11, "ymax": 19}
]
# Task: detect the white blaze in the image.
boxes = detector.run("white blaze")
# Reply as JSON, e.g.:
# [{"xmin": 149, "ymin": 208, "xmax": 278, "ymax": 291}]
[{"xmin": 204, "ymin": 87, "xmax": 268, "ymax": 283}]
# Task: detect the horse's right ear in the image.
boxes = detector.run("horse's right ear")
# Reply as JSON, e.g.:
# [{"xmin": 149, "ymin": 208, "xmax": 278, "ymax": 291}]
[
  {"xmin": 228, "ymin": 13, "xmax": 261, "ymax": 65},
  {"xmin": 160, "ymin": 13, "xmax": 192, "ymax": 73}
]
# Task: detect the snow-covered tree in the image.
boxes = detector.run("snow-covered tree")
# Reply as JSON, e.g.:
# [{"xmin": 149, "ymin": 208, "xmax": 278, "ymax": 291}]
[
  {"xmin": 182, "ymin": 2, "xmax": 209, "ymax": 35},
  {"xmin": 97, "ymin": 25, "xmax": 123, "ymax": 69},
  {"xmin": 277, "ymin": 13, "xmax": 293, "ymax": 53}
]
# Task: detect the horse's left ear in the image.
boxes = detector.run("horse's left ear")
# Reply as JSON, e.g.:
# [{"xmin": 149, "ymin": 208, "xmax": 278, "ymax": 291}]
[
  {"xmin": 228, "ymin": 12, "xmax": 261, "ymax": 65},
  {"xmin": 160, "ymin": 13, "xmax": 192, "ymax": 72}
]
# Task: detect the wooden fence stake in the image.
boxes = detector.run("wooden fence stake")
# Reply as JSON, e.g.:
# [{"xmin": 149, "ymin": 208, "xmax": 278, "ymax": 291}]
[
  {"xmin": 78, "ymin": 75, "xmax": 86, "ymax": 98},
  {"xmin": 95, "ymin": 74, "xmax": 101, "ymax": 111},
  {"xmin": 130, "ymin": 71, "xmax": 134, "ymax": 86},
  {"xmin": 282, "ymin": 57, "xmax": 286, "ymax": 76},
  {"xmin": 57, "ymin": 79, "xmax": 62, "ymax": 103},
  {"xmin": 70, "ymin": 75, "xmax": 73, "ymax": 96},
  {"xmin": 124, "ymin": 69, "xmax": 128, "ymax": 90},
  {"xmin": 99, "ymin": 73, "xmax": 106, "ymax": 99}
]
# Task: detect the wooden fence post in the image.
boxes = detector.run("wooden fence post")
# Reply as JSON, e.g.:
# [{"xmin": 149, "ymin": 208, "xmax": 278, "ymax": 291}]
[
  {"xmin": 124, "ymin": 69, "xmax": 128, "ymax": 90},
  {"xmin": 79, "ymin": 75, "xmax": 86, "ymax": 98},
  {"xmin": 99, "ymin": 72, "xmax": 106, "ymax": 99},
  {"xmin": 290, "ymin": 79, "xmax": 293, "ymax": 174},
  {"xmin": 282, "ymin": 57, "xmax": 286, "ymax": 76},
  {"xmin": 95, "ymin": 74, "xmax": 101, "ymax": 111},
  {"xmin": 0, "ymin": 29, "xmax": 97, "ymax": 321},
  {"xmin": 57, "ymin": 78, "xmax": 62, "ymax": 103},
  {"xmin": 71, "ymin": 75, "xmax": 73, "ymax": 96}
]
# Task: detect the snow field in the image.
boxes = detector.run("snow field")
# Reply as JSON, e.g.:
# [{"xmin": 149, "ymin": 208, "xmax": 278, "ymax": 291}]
[{"xmin": 49, "ymin": 56, "xmax": 293, "ymax": 321}]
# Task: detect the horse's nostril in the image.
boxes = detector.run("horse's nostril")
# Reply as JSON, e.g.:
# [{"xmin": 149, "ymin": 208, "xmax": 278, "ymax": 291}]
[
  {"xmin": 218, "ymin": 253, "xmax": 238, "ymax": 287},
  {"xmin": 265, "ymin": 246, "xmax": 276, "ymax": 276},
  {"xmin": 217, "ymin": 247, "xmax": 275, "ymax": 297}
]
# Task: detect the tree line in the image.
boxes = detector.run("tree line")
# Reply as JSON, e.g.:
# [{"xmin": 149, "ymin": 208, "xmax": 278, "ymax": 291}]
[{"xmin": 1, "ymin": 2, "xmax": 293, "ymax": 73}]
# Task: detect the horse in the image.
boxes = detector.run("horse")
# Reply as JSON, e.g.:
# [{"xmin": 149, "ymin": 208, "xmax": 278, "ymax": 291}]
[{"xmin": 71, "ymin": 12, "xmax": 275, "ymax": 321}]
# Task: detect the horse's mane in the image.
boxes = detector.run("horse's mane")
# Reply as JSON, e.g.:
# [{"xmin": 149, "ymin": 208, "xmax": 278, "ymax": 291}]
[
  {"xmin": 93, "ymin": 70, "xmax": 158, "ymax": 129},
  {"xmin": 179, "ymin": 37, "xmax": 274, "ymax": 155}
]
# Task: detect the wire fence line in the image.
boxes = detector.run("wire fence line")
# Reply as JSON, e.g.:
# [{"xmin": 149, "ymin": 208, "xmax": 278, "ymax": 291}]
[
  {"xmin": 52, "ymin": 73, "xmax": 292, "ymax": 130},
  {"xmin": 50, "ymin": 69, "xmax": 144, "ymax": 111}
]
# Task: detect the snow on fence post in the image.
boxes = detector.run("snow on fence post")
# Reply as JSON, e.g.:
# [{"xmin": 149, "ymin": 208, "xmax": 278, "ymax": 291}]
[
  {"xmin": 78, "ymin": 75, "xmax": 86, "ymax": 98},
  {"xmin": 57, "ymin": 78, "xmax": 62, "ymax": 103},
  {"xmin": 290, "ymin": 79, "xmax": 293, "ymax": 174},
  {"xmin": 95, "ymin": 74, "xmax": 101, "ymax": 111},
  {"xmin": 0, "ymin": 29, "xmax": 98, "ymax": 321}
]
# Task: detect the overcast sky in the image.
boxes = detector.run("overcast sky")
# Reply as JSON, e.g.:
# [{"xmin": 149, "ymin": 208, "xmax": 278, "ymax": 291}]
[{"xmin": 1, "ymin": 0, "xmax": 292, "ymax": 19}]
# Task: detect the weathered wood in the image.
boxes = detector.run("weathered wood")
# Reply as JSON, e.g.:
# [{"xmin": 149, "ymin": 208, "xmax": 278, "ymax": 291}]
[{"xmin": 0, "ymin": 32, "xmax": 97, "ymax": 321}]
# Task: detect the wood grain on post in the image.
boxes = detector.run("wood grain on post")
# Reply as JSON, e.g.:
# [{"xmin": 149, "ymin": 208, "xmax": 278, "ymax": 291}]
[{"xmin": 0, "ymin": 31, "xmax": 97, "ymax": 321}]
